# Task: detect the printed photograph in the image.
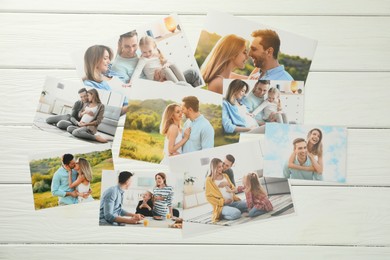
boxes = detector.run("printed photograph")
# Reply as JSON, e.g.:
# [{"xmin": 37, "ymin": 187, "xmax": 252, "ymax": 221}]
[
  {"xmin": 222, "ymin": 78, "xmax": 304, "ymax": 136},
  {"xmin": 169, "ymin": 141, "xmax": 295, "ymax": 231},
  {"xmin": 33, "ymin": 77, "xmax": 126, "ymax": 143},
  {"xmin": 119, "ymin": 79, "xmax": 237, "ymax": 164},
  {"xmin": 29, "ymin": 144, "xmax": 113, "ymax": 210},
  {"xmin": 99, "ymin": 168, "xmax": 183, "ymax": 229},
  {"xmin": 195, "ymin": 11, "xmax": 317, "ymax": 94},
  {"xmin": 264, "ymin": 124, "xmax": 348, "ymax": 182},
  {"xmin": 71, "ymin": 13, "xmax": 204, "ymax": 101}
]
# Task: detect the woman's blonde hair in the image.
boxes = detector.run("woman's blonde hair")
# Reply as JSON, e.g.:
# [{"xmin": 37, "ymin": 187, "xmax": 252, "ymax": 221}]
[
  {"xmin": 77, "ymin": 158, "xmax": 93, "ymax": 182},
  {"xmin": 225, "ymin": 79, "xmax": 249, "ymax": 105},
  {"xmin": 83, "ymin": 45, "xmax": 113, "ymax": 82},
  {"xmin": 209, "ymin": 158, "xmax": 223, "ymax": 180},
  {"xmin": 201, "ymin": 34, "xmax": 247, "ymax": 84},
  {"xmin": 139, "ymin": 36, "xmax": 166, "ymax": 65},
  {"xmin": 160, "ymin": 103, "xmax": 181, "ymax": 135},
  {"xmin": 244, "ymin": 172, "xmax": 267, "ymax": 197}
]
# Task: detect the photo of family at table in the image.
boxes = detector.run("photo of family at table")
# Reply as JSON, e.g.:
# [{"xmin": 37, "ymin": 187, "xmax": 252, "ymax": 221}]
[
  {"xmin": 195, "ymin": 11, "xmax": 317, "ymax": 95},
  {"xmin": 264, "ymin": 124, "xmax": 347, "ymax": 182},
  {"xmin": 169, "ymin": 141, "xmax": 295, "ymax": 229},
  {"xmin": 118, "ymin": 80, "xmax": 235, "ymax": 164},
  {"xmin": 71, "ymin": 14, "xmax": 203, "ymax": 102},
  {"xmin": 222, "ymin": 79, "xmax": 305, "ymax": 135},
  {"xmin": 99, "ymin": 169, "xmax": 183, "ymax": 229},
  {"xmin": 29, "ymin": 144, "xmax": 113, "ymax": 210}
]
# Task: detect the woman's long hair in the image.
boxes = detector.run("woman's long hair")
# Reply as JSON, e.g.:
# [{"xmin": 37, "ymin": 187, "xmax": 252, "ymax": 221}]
[
  {"xmin": 201, "ymin": 34, "xmax": 247, "ymax": 84},
  {"xmin": 83, "ymin": 45, "xmax": 113, "ymax": 82},
  {"xmin": 307, "ymin": 128, "xmax": 323, "ymax": 157},
  {"xmin": 244, "ymin": 172, "xmax": 267, "ymax": 197},
  {"xmin": 87, "ymin": 88, "xmax": 102, "ymax": 104},
  {"xmin": 225, "ymin": 79, "xmax": 249, "ymax": 105},
  {"xmin": 209, "ymin": 158, "xmax": 223, "ymax": 180},
  {"xmin": 159, "ymin": 103, "xmax": 180, "ymax": 135},
  {"xmin": 155, "ymin": 172, "xmax": 167, "ymax": 187},
  {"xmin": 77, "ymin": 158, "xmax": 93, "ymax": 182}
]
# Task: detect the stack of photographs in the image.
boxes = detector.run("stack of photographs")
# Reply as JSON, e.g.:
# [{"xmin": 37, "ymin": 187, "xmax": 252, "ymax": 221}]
[{"xmin": 28, "ymin": 11, "xmax": 348, "ymax": 237}]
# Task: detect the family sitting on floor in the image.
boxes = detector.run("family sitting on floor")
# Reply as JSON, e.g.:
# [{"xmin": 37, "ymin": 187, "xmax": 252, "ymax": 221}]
[{"xmin": 205, "ymin": 157, "xmax": 273, "ymax": 223}]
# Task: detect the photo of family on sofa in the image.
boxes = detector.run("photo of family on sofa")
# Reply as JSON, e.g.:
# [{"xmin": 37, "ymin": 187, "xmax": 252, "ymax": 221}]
[
  {"xmin": 99, "ymin": 169, "xmax": 183, "ymax": 229},
  {"xmin": 169, "ymin": 141, "xmax": 295, "ymax": 228},
  {"xmin": 29, "ymin": 144, "xmax": 113, "ymax": 210},
  {"xmin": 264, "ymin": 124, "xmax": 347, "ymax": 183},
  {"xmin": 222, "ymin": 79, "xmax": 304, "ymax": 135},
  {"xmin": 33, "ymin": 77, "xmax": 125, "ymax": 144},
  {"xmin": 195, "ymin": 11, "xmax": 317, "ymax": 95},
  {"xmin": 71, "ymin": 15, "xmax": 203, "ymax": 99}
]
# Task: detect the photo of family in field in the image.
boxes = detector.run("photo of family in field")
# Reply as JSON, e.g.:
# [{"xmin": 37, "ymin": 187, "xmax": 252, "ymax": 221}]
[
  {"xmin": 222, "ymin": 79, "xmax": 305, "ymax": 136},
  {"xmin": 264, "ymin": 124, "xmax": 347, "ymax": 182},
  {"xmin": 195, "ymin": 11, "xmax": 317, "ymax": 95},
  {"xmin": 169, "ymin": 141, "xmax": 295, "ymax": 234},
  {"xmin": 33, "ymin": 77, "xmax": 125, "ymax": 143},
  {"xmin": 71, "ymin": 14, "xmax": 203, "ymax": 103},
  {"xmin": 119, "ymin": 80, "xmax": 237, "ymax": 164},
  {"xmin": 29, "ymin": 144, "xmax": 113, "ymax": 210},
  {"xmin": 99, "ymin": 169, "xmax": 183, "ymax": 229}
]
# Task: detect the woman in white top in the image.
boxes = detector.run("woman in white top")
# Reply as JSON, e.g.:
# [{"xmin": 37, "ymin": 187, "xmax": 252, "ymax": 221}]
[
  {"xmin": 159, "ymin": 103, "xmax": 191, "ymax": 164},
  {"xmin": 68, "ymin": 157, "xmax": 94, "ymax": 203}
]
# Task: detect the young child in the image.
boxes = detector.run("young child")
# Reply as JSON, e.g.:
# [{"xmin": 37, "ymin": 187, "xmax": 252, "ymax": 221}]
[
  {"xmin": 262, "ymin": 87, "xmax": 288, "ymax": 123},
  {"xmin": 135, "ymin": 190, "xmax": 154, "ymax": 217},
  {"xmin": 241, "ymin": 172, "xmax": 273, "ymax": 217},
  {"xmin": 130, "ymin": 35, "xmax": 186, "ymax": 84}
]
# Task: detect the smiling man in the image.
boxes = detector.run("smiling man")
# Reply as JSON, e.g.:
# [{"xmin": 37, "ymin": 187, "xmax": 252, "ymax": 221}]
[
  {"xmin": 283, "ymin": 138, "xmax": 316, "ymax": 180},
  {"xmin": 249, "ymin": 29, "xmax": 293, "ymax": 81}
]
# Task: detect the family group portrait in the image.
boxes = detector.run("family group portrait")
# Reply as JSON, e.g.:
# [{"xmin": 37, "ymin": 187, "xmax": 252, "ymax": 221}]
[
  {"xmin": 99, "ymin": 169, "xmax": 183, "ymax": 229},
  {"xmin": 29, "ymin": 144, "xmax": 113, "ymax": 210},
  {"xmin": 195, "ymin": 11, "xmax": 317, "ymax": 95},
  {"xmin": 169, "ymin": 141, "xmax": 294, "ymax": 236},
  {"xmin": 33, "ymin": 77, "xmax": 125, "ymax": 143},
  {"xmin": 71, "ymin": 13, "xmax": 203, "ymax": 105},
  {"xmin": 264, "ymin": 124, "xmax": 348, "ymax": 182},
  {"xmin": 222, "ymin": 79, "xmax": 305, "ymax": 135},
  {"xmin": 119, "ymin": 80, "xmax": 236, "ymax": 164}
]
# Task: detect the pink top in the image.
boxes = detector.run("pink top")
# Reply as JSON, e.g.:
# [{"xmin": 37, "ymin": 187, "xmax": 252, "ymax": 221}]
[{"xmin": 245, "ymin": 191, "xmax": 273, "ymax": 212}]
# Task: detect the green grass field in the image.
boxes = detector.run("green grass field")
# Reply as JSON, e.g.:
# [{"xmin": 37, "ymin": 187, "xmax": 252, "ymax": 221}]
[
  {"xmin": 119, "ymin": 129, "xmax": 165, "ymax": 163},
  {"xmin": 32, "ymin": 158, "xmax": 113, "ymax": 210}
]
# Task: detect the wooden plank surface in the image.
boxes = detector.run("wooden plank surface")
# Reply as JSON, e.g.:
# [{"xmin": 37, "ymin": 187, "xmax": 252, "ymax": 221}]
[
  {"xmin": 0, "ymin": 184, "xmax": 389, "ymax": 245},
  {"xmin": 0, "ymin": 0, "xmax": 389, "ymax": 258},
  {"xmin": 0, "ymin": 14, "xmax": 389, "ymax": 71}
]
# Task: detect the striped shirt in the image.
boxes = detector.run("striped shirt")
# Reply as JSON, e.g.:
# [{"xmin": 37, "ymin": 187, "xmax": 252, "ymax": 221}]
[{"xmin": 153, "ymin": 186, "xmax": 174, "ymax": 216}]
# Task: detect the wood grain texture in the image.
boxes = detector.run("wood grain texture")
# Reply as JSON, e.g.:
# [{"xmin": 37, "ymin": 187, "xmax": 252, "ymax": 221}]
[
  {"xmin": 1, "ymin": 0, "xmax": 389, "ymax": 15},
  {"xmin": 0, "ymin": 126, "xmax": 389, "ymax": 185},
  {"xmin": 0, "ymin": 184, "xmax": 389, "ymax": 245},
  {"xmin": 0, "ymin": 0, "xmax": 389, "ymax": 258},
  {"xmin": 0, "ymin": 245, "xmax": 389, "ymax": 260},
  {"xmin": 1, "ymin": 70, "xmax": 390, "ymax": 127},
  {"xmin": 0, "ymin": 14, "xmax": 389, "ymax": 71}
]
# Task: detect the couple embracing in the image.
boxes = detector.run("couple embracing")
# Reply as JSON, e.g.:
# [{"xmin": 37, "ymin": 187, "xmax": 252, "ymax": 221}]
[
  {"xmin": 159, "ymin": 96, "xmax": 215, "ymax": 164},
  {"xmin": 51, "ymin": 154, "xmax": 94, "ymax": 205}
]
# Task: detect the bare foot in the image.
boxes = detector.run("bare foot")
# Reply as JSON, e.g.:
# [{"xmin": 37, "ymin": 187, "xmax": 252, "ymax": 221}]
[{"xmin": 95, "ymin": 135, "xmax": 108, "ymax": 143}]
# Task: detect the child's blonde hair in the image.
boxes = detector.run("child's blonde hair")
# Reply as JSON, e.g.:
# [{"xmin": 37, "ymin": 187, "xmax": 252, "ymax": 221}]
[
  {"xmin": 139, "ymin": 36, "xmax": 166, "ymax": 65},
  {"xmin": 244, "ymin": 172, "xmax": 267, "ymax": 197},
  {"xmin": 267, "ymin": 87, "xmax": 280, "ymax": 98}
]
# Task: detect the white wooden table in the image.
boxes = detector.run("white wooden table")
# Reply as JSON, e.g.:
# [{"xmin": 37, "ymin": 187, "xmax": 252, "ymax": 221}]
[{"xmin": 0, "ymin": 0, "xmax": 389, "ymax": 259}]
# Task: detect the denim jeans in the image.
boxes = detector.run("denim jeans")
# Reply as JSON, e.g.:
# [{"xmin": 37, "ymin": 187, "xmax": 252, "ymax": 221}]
[
  {"xmin": 221, "ymin": 200, "xmax": 248, "ymax": 220},
  {"xmin": 248, "ymin": 207, "xmax": 267, "ymax": 217}
]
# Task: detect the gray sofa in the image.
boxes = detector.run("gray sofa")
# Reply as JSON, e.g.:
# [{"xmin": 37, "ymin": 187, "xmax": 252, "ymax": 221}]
[{"xmin": 97, "ymin": 105, "xmax": 121, "ymax": 136}]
